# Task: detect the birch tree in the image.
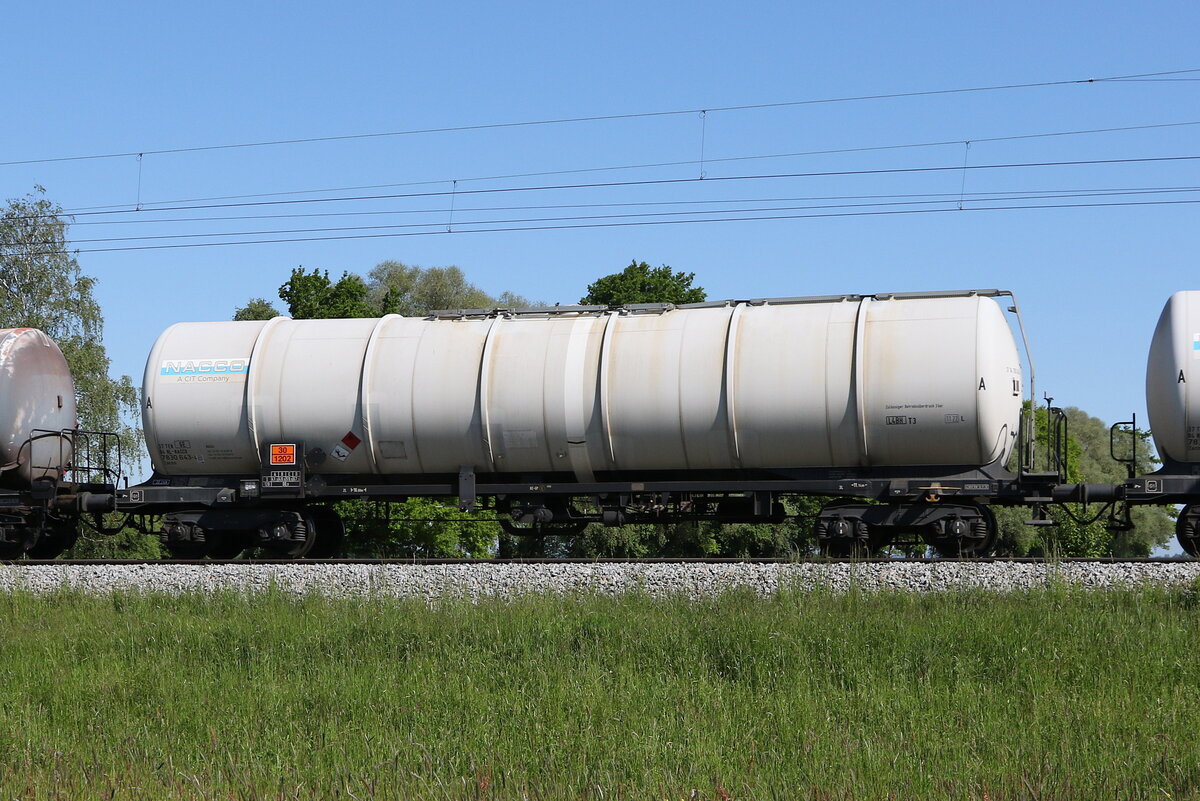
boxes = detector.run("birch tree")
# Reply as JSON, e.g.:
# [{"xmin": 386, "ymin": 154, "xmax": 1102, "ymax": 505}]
[{"xmin": 0, "ymin": 188, "xmax": 140, "ymax": 475}]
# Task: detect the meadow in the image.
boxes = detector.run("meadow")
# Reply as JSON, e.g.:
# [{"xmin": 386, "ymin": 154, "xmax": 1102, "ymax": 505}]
[{"xmin": 0, "ymin": 584, "xmax": 1198, "ymax": 799}]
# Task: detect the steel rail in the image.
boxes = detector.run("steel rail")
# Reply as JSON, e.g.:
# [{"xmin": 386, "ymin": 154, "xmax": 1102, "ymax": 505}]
[{"xmin": 0, "ymin": 557, "xmax": 1193, "ymax": 566}]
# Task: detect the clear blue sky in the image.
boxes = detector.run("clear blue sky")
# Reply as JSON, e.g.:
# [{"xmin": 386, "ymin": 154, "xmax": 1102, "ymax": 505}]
[{"xmin": 3, "ymin": 0, "xmax": 1198, "ymax": 440}]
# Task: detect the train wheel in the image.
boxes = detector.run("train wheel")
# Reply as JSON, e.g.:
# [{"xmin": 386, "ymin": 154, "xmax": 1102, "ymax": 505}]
[
  {"xmin": 1176, "ymin": 506, "xmax": 1200, "ymax": 557},
  {"xmin": 161, "ymin": 518, "xmax": 212, "ymax": 559},
  {"xmin": 0, "ymin": 527, "xmax": 35, "ymax": 560},
  {"xmin": 26, "ymin": 523, "xmax": 78, "ymax": 560},
  {"xmin": 930, "ymin": 505, "xmax": 998, "ymax": 558},
  {"xmin": 305, "ymin": 507, "xmax": 345, "ymax": 559},
  {"xmin": 0, "ymin": 543, "xmax": 26, "ymax": 560},
  {"xmin": 205, "ymin": 530, "xmax": 247, "ymax": 560},
  {"xmin": 262, "ymin": 514, "xmax": 317, "ymax": 559},
  {"xmin": 814, "ymin": 505, "xmax": 879, "ymax": 558}
]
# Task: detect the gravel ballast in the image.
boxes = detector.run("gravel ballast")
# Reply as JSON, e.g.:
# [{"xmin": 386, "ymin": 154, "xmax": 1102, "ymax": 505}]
[{"xmin": 0, "ymin": 561, "xmax": 1198, "ymax": 598}]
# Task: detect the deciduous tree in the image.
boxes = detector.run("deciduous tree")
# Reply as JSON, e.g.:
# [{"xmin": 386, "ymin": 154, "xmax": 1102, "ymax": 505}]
[
  {"xmin": 580, "ymin": 260, "xmax": 707, "ymax": 306},
  {"xmin": 232, "ymin": 297, "xmax": 280, "ymax": 321},
  {"xmin": 278, "ymin": 267, "xmax": 373, "ymax": 319},
  {"xmin": 368, "ymin": 260, "xmax": 531, "ymax": 315},
  {"xmin": 0, "ymin": 188, "xmax": 154, "ymax": 557},
  {"xmin": 0, "ymin": 188, "xmax": 140, "ymax": 473}
]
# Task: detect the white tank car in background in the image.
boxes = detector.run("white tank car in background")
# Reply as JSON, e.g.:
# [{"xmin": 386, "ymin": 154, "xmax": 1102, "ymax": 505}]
[
  {"xmin": 0, "ymin": 328, "xmax": 76, "ymax": 490},
  {"xmin": 1145, "ymin": 290, "xmax": 1200, "ymax": 556},
  {"xmin": 142, "ymin": 293, "xmax": 1023, "ymax": 480},
  {"xmin": 0, "ymin": 327, "xmax": 103, "ymax": 559},
  {"xmin": 1146, "ymin": 290, "xmax": 1200, "ymax": 465}
]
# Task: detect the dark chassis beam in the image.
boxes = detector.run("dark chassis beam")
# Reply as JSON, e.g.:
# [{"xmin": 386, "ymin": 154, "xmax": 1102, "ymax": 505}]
[
  {"xmin": 115, "ymin": 463, "xmax": 1069, "ymax": 515},
  {"xmin": 1113, "ymin": 470, "xmax": 1200, "ymax": 506}
]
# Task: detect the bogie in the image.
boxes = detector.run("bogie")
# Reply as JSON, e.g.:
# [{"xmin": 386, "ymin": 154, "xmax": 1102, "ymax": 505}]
[
  {"xmin": 1176, "ymin": 505, "xmax": 1200, "ymax": 557},
  {"xmin": 26, "ymin": 523, "xmax": 79, "ymax": 560},
  {"xmin": 159, "ymin": 508, "xmax": 348, "ymax": 560},
  {"xmin": 815, "ymin": 502, "xmax": 999, "ymax": 559}
]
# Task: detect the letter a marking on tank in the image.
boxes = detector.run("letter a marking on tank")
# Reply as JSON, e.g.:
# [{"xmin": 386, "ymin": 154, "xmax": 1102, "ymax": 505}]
[{"xmin": 978, "ymin": 378, "xmax": 987, "ymax": 390}]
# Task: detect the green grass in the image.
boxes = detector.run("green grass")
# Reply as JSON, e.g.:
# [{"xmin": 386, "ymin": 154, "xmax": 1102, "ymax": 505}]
[{"xmin": 0, "ymin": 585, "xmax": 1199, "ymax": 799}]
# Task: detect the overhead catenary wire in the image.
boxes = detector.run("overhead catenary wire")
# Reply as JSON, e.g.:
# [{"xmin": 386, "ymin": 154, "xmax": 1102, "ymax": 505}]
[
  {"xmin": 3, "ymin": 67, "xmax": 1196, "ymax": 169},
  {"xmin": 6, "ymin": 156, "xmax": 1200, "ymax": 250},
  {"xmin": 13, "ymin": 153, "xmax": 1200, "ymax": 223},
  {"xmin": 53, "ymin": 118, "xmax": 1200, "ymax": 216},
  {"xmin": 9, "ymin": 196, "xmax": 1200, "ymax": 256},
  {"xmin": 39, "ymin": 186, "xmax": 1200, "ymax": 246},
  {"xmin": 59, "ymin": 184, "xmax": 1200, "ymax": 227}
]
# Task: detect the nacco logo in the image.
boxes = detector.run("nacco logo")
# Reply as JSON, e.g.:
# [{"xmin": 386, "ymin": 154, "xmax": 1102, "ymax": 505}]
[{"xmin": 160, "ymin": 358, "xmax": 249, "ymax": 376}]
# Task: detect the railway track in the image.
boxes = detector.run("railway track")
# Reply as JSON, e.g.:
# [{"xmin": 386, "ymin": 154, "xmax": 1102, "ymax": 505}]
[
  {"xmin": 3, "ymin": 557, "xmax": 1195, "ymax": 598},
  {"xmin": 3, "ymin": 556, "xmax": 1193, "ymax": 566}
]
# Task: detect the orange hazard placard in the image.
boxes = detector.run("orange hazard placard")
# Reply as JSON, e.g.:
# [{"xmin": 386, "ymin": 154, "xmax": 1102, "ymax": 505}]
[{"xmin": 270, "ymin": 444, "xmax": 297, "ymax": 465}]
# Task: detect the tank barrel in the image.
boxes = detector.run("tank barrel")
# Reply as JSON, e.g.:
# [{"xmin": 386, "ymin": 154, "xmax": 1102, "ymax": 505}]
[{"xmin": 142, "ymin": 293, "xmax": 1023, "ymax": 479}]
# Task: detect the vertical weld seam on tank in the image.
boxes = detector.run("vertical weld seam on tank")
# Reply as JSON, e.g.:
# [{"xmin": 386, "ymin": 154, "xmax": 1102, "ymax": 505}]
[
  {"xmin": 245, "ymin": 316, "xmax": 288, "ymax": 457},
  {"xmin": 478, "ymin": 315, "xmax": 503, "ymax": 471},
  {"xmin": 563, "ymin": 317, "xmax": 596, "ymax": 483},
  {"xmin": 821, "ymin": 303, "xmax": 838, "ymax": 467},
  {"xmin": 1186, "ymin": 292, "xmax": 1195, "ymax": 462},
  {"xmin": 974, "ymin": 298, "xmax": 986, "ymax": 466},
  {"xmin": 537, "ymin": 318, "xmax": 557, "ymax": 471},
  {"xmin": 409, "ymin": 324, "xmax": 427, "ymax": 474},
  {"xmin": 675, "ymin": 308, "xmax": 692, "ymax": 470},
  {"xmin": 852, "ymin": 297, "xmax": 871, "ymax": 467},
  {"xmin": 360, "ymin": 315, "xmax": 397, "ymax": 474},
  {"xmin": 723, "ymin": 303, "xmax": 744, "ymax": 468},
  {"xmin": 598, "ymin": 312, "xmax": 619, "ymax": 469}
]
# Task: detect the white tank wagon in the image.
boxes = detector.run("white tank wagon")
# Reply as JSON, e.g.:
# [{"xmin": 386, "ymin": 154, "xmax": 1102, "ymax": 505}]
[
  {"xmin": 1068, "ymin": 289, "xmax": 1200, "ymax": 557},
  {"xmin": 0, "ymin": 328, "xmax": 116, "ymax": 558},
  {"xmin": 1139, "ymin": 291, "xmax": 1200, "ymax": 554},
  {"xmin": 143, "ymin": 293, "xmax": 1021, "ymax": 477},
  {"xmin": 1146, "ymin": 291, "xmax": 1200, "ymax": 466},
  {"xmin": 129, "ymin": 289, "xmax": 1039, "ymax": 559},
  {"xmin": 0, "ymin": 328, "xmax": 76, "ymax": 491}
]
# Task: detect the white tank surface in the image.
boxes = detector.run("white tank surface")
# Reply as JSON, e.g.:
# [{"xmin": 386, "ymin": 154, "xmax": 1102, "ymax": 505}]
[
  {"xmin": 142, "ymin": 292, "xmax": 1023, "ymax": 478},
  {"xmin": 1146, "ymin": 290, "xmax": 1200, "ymax": 464},
  {"xmin": 0, "ymin": 328, "xmax": 77, "ymax": 490}
]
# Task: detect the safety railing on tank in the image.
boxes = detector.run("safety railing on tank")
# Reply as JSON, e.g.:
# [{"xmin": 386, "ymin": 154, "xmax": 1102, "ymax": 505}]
[
  {"xmin": 1017, "ymin": 397, "xmax": 1069, "ymax": 483},
  {"xmin": 26, "ymin": 428, "xmax": 122, "ymax": 491},
  {"xmin": 1109, "ymin": 414, "xmax": 1140, "ymax": 480}
]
